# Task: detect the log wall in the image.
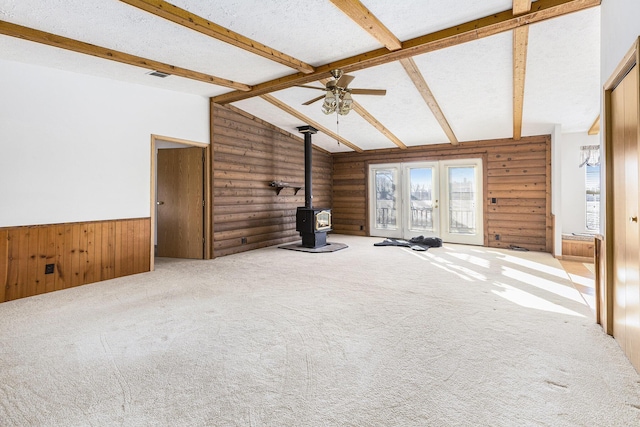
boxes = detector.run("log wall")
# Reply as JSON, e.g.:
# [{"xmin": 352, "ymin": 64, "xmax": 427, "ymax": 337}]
[
  {"xmin": 332, "ymin": 135, "xmax": 552, "ymax": 252},
  {"xmin": 0, "ymin": 217, "xmax": 151, "ymax": 303},
  {"xmin": 212, "ymin": 104, "xmax": 333, "ymax": 257}
]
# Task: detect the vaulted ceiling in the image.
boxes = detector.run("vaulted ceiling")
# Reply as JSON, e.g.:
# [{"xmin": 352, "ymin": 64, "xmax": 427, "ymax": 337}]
[{"xmin": 0, "ymin": 0, "xmax": 601, "ymax": 152}]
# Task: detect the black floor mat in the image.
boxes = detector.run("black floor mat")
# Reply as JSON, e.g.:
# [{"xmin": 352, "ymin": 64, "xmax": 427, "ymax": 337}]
[
  {"xmin": 374, "ymin": 238, "xmax": 432, "ymax": 251},
  {"xmin": 373, "ymin": 238, "xmax": 411, "ymax": 247}
]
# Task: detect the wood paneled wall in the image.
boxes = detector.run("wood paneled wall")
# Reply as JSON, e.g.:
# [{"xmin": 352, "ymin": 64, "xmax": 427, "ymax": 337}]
[
  {"xmin": 1, "ymin": 218, "xmax": 150, "ymax": 303},
  {"xmin": 332, "ymin": 135, "xmax": 552, "ymax": 252},
  {"xmin": 562, "ymin": 238, "xmax": 595, "ymax": 261},
  {"xmin": 212, "ymin": 104, "xmax": 333, "ymax": 257}
]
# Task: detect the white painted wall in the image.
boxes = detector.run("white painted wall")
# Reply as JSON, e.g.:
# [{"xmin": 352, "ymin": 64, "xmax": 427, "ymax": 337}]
[
  {"xmin": 600, "ymin": 1, "xmax": 640, "ymax": 238},
  {"xmin": 601, "ymin": 0, "xmax": 640, "ymax": 85},
  {"xmin": 0, "ymin": 59, "xmax": 209, "ymax": 227},
  {"xmin": 560, "ymin": 132, "xmax": 600, "ymax": 235}
]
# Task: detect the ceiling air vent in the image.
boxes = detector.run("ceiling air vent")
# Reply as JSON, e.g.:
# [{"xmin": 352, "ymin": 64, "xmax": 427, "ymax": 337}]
[{"xmin": 147, "ymin": 70, "xmax": 171, "ymax": 78}]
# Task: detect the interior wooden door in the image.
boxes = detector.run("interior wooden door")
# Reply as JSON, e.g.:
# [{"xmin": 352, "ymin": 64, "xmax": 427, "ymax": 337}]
[
  {"xmin": 623, "ymin": 68, "xmax": 640, "ymax": 365},
  {"xmin": 611, "ymin": 65, "xmax": 640, "ymax": 370},
  {"xmin": 611, "ymin": 70, "xmax": 627, "ymax": 351},
  {"xmin": 157, "ymin": 147, "xmax": 204, "ymax": 259}
]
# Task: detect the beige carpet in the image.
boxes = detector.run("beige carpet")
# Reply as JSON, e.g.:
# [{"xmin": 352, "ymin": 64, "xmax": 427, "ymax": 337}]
[{"xmin": 1, "ymin": 235, "xmax": 639, "ymax": 426}]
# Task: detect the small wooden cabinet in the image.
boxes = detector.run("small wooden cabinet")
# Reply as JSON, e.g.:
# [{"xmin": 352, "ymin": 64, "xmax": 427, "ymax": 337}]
[{"xmin": 561, "ymin": 234, "xmax": 595, "ymax": 262}]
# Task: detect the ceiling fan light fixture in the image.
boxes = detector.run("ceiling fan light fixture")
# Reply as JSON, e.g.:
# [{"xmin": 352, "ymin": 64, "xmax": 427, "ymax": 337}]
[
  {"xmin": 298, "ymin": 69, "xmax": 383, "ymax": 116},
  {"xmin": 322, "ymin": 91, "xmax": 337, "ymax": 115},
  {"xmin": 338, "ymin": 91, "xmax": 353, "ymax": 115}
]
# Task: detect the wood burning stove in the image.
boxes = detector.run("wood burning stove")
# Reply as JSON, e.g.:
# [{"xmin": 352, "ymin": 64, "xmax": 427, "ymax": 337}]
[
  {"xmin": 296, "ymin": 126, "xmax": 331, "ymax": 248},
  {"xmin": 296, "ymin": 207, "xmax": 332, "ymax": 248}
]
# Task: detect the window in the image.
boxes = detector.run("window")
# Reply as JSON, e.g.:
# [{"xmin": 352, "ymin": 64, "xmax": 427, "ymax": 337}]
[
  {"xmin": 447, "ymin": 167, "xmax": 476, "ymax": 234},
  {"xmin": 585, "ymin": 164, "xmax": 600, "ymax": 231}
]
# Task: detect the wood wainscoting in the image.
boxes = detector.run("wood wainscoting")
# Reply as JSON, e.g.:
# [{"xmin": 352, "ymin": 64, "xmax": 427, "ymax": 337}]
[
  {"xmin": 211, "ymin": 104, "xmax": 333, "ymax": 258},
  {"xmin": 332, "ymin": 135, "xmax": 552, "ymax": 252},
  {"xmin": 0, "ymin": 217, "xmax": 151, "ymax": 303},
  {"xmin": 561, "ymin": 235, "xmax": 595, "ymax": 262}
]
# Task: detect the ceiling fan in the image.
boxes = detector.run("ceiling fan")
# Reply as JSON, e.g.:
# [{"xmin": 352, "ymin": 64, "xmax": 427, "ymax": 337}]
[{"xmin": 297, "ymin": 69, "xmax": 386, "ymax": 115}]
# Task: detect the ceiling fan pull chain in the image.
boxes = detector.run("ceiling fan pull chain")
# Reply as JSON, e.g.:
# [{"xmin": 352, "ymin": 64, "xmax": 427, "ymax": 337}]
[{"xmin": 336, "ymin": 113, "xmax": 341, "ymax": 147}]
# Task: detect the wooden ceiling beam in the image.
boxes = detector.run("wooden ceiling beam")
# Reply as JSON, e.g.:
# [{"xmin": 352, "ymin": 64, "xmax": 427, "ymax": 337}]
[
  {"xmin": 588, "ymin": 115, "xmax": 600, "ymax": 135},
  {"xmin": 329, "ymin": 0, "xmax": 402, "ymax": 51},
  {"xmin": 211, "ymin": 0, "xmax": 601, "ymax": 104},
  {"xmin": 512, "ymin": 26, "xmax": 529, "ymax": 140},
  {"xmin": 512, "ymin": 0, "xmax": 532, "ymax": 140},
  {"xmin": 399, "ymin": 58, "xmax": 458, "ymax": 145},
  {"xmin": 513, "ymin": 0, "xmax": 533, "ymax": 15},
  {"xmin": 119, "ymin": 0, "xmax": 314, "ymax": 74},
  {"xmin": 260, "ymin": 94, "xmax": 363, "ymax": 152},
  {"xmin": 0, "ymin": 20, "xmax": 251, "ymax": 91},
  {"xmin": 351, "ymin": 102, "xmax": 407, "ymax": 149}
]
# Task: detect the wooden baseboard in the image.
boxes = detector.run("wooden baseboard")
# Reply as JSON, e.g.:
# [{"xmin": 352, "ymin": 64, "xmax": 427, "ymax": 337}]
[{"xmin": 559, "ymin": 254, "xmax": 594, "ymax": 263}]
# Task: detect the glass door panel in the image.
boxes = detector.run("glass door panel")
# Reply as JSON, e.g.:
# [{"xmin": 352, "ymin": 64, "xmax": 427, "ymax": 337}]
[
  {"xmin": 404, "ymin": 162, "xmax": 439, "ymax": 238},
  {"xmin": 447, "ymin": 167, "xmax": 476, "ymax": 234},
  {"xmin": 440, "ymin": 159, "xmax": 483, "ymax": 245},
  {"xmin": 370, "ymin": 165, "xmax": 401, "ymax": 238}
]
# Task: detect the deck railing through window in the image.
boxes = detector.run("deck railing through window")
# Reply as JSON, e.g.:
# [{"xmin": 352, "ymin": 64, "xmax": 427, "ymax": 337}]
[
  {"xmin": 376, "ymin": 206, "xmax": 475, "ymax": 232},
  {"xmin": 411, "ymin": 207, "xmax": 433, "ymax": 228},
  {"xmin": 449, "ymin": 208, "xmax": 475, "ymax": 233},
  {"xmin": 376, "ymin": 206, "xmax": 397, "ymax": 228}
]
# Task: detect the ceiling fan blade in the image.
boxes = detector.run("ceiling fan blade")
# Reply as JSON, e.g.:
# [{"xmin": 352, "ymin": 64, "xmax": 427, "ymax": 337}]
[
  {"xmin": 350, "ymin": 89, "xmax": 387, "ymax": 96},
  {"xmin": 336, "ymin": 74, "xmax": 355, "ymax": 88},
  {"xmin": 302, "ymin": 95, "xmax": 326, "ymax": 106},
  {"xmin": 296, "ymin": 85, "xmax": 327, "ymax": 91}
]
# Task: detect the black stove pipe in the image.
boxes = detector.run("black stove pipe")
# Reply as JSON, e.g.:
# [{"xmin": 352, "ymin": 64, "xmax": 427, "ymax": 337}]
[{"xmin": 297, "ymin": 125, "xmax": 317, "ymax": 208}]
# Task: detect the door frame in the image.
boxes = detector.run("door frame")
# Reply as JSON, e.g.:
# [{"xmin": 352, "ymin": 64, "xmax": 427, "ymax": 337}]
[
  {"xmin": 438, "ymin": 158, "xmax": 484, "ymax": 245},
  {"xmin": 602, "ymin": 37, "xmax": 640, "ymax": 335},
  {"xmin": 402, "ymin": 161, "xmax": 440, "ymax": 240},
  {"xmin": 150, "ymin": 134, "xmax": 211, "ymax": 271},
  {"xmin": 367, "ymin": 157, "xmax": 484, "ymax": 245}
]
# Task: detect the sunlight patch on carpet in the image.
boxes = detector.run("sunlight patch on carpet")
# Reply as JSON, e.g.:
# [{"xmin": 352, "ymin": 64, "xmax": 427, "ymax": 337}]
[{"xmin": 492, "ymin": 282, "xmax": 586, "ymax": 317}]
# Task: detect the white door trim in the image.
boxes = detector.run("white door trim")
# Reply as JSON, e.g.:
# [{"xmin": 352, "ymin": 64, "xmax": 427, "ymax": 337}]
[
  {"xmin": 150, "ymin": 134, "xmax": 210, "ymax": 271},
  {"xmin": 369, "ymin": 158, "xmax": 484, "ymax": 245}
]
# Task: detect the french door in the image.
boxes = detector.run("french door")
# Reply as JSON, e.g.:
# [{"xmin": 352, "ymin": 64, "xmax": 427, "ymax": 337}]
[{"xmin": 369, "ymin": 159, "xmax": 483, "ymax": 245}]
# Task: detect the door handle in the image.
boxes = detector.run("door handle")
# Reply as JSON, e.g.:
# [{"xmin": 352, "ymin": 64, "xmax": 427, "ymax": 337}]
[
  {"xmin": 631, "ymin": 216, "xmax": 638, "ymax": 223},
  {"xmin": 157, "ymin": 201, "xmax": 165, "ymax": 205}
]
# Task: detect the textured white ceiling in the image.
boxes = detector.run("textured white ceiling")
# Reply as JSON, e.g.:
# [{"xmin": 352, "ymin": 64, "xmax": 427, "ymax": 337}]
[
  {"xmin": 363, "ymin": 0, "xmax": 515, "ymax": 41},
  {"xmin": 413, "ymin": 31, "xmax": 515, "ymax": 143},
  {"xmin": 346, "ymin": 61, "xmax": 450, "ymax": 146},
  {"xmin": 170, "ymin": 0, "xmax": 382, "ymax": 66},
  {"xmin": 0, "ymin": 0, "xmax": 601, "ymax": 152}
]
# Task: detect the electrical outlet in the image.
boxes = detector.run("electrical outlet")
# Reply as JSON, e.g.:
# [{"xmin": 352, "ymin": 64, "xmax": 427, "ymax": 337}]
[
  {"xmin": 491, "ymin": 198, "xmax": 497, "ymax": 204},
  {"xmin": 241, "ymin": 237, "xmax": 247, "ymax": 245},
  {"xmin": 45, "ymin": 264, "xmax": 55, "ymax": 274},
  {"xmin": 495, "ymin": 234, "xmax": 500, "ymax": 241}
]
